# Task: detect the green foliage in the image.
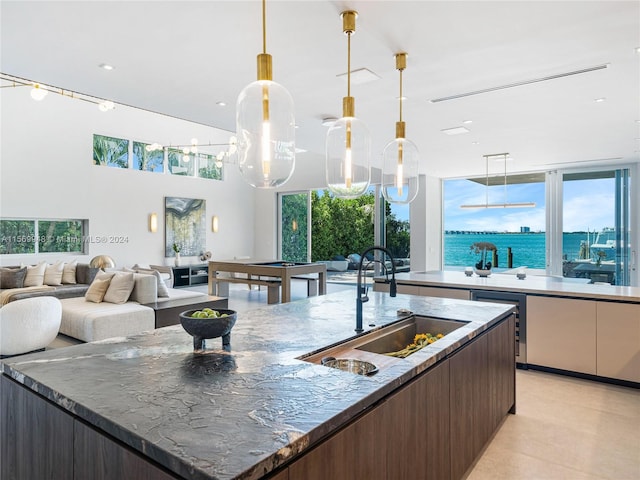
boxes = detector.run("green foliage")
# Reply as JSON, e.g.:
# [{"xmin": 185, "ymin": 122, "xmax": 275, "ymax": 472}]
[
  {"xmin": 385, "ymin": 203, "xmax": 410, "ymax": 259},
  {"xmin": 310, "ymin": 190, "xmax": 375, "ymax": 261},
  {"xmin": 0, "ymin": 219, "xmax": 84, "ymax": 254},
  {"xmin": 93, "ymin": 134, "xmax": 129, "ymax": 168},
  {"xmin": 281, "ymin": 193, "xmax": 308, "ymax": 262},
  {"xmin": 133, "ymin": 142, "xmax": 164, "ymax": 172}
]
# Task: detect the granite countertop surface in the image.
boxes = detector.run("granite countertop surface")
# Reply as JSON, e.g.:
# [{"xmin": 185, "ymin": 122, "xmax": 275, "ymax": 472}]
[
  {"xmin": 1, "ymin": 290, "xmax": 513, "ymax": 480},
  {"xmin": 390, "ymin": 270, "xmax": 640, "ymax": 302}
]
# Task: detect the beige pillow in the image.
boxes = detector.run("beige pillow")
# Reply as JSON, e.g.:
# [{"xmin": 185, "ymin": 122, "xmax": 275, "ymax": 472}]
[
  {"xmin": 85, "ymin": 278, "xmax": 112, "ymax": 303},
  {"xmin": 62, "ymin": 260, "xmax": 78, "ymax": 284},
  {"xmin": 136, "ymin": 268, "xmax": 170, "ymax": 297},
  {"xmin": 23, "ymin": 262, "xmax": 46, "ymax": 287},
  {"xmin": 43, "ymin": 261, "xmax": 64, "ymax": 286},
  {"xmin": 103, "ymin": 272, "xmax": 135, "ymax": 304}
]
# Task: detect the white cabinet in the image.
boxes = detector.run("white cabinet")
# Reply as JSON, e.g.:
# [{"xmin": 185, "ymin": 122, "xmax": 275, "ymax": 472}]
[
  {"xmin": 596, "ymin": 302, "xmax": 640, "ymax": 383},
  {"xmin": 527, "ymin": 296, "xmax": 597, "ymax": 374}
]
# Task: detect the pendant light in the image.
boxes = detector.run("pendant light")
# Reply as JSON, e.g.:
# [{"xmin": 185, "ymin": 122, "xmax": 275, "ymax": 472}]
[
  {"xmin": 382, "ymin": 53, "xmax": 419, "ymax": 204},
  {"xmin": 236, "ymin": 0, "xmax": 295, "ymax": 188},
  {"xmin": 460, "ymin": 153, "xmax": 536, "ymax": 208},
  {"xmin": 326, "ymin": 10, "xmax": 371, "ymax": 199}
]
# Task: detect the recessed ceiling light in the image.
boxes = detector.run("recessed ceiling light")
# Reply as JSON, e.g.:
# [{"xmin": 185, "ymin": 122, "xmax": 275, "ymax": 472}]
[
  {"xmin": 594, "ymin": 97, "xmax": 606, "ymax": 103},
  {"xmin": 441, "ymin": 126, "xmax": 470, "ymax": 136},
  {"xmin": 471, "ymin": 141, "xmax": 480, "ymax": 145},
  {"xmin": 462, "ymin": 120, "xmax": 473, "ymax": 124},
  {"xmin": 337, "ymin": 67, "xmax": 380, "ymax": 85},
  {"xmin": 99, "ymin": 63, "xmax": 114, "ymax": 71},
  {"xmin": 216, "ymin": 101, "xmax": 226, "ymax": 107},
  {"xmin": 636, "ymin": 47, "xmax": 640, "ymax": 53}
]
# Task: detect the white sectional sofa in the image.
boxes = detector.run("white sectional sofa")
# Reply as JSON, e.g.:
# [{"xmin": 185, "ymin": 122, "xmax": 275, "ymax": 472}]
[{"xmin": 59, "ymin": 273, "xmax": 208, "ymax": 342}]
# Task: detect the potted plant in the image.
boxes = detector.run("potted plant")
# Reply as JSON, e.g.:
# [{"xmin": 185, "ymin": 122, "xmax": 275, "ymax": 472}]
[
  {"xmin": 172, "ymin": 243, "xmax": 181, "ymax": 266},
  {"xmin": 470, "ymin": 241, "xmax": 497, "ymax": 276}
]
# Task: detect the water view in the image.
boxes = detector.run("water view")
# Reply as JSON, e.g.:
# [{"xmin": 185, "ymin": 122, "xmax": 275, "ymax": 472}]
[{"xmin": 444, "ymin": 232, "xmax": 601, "ymax": 269}]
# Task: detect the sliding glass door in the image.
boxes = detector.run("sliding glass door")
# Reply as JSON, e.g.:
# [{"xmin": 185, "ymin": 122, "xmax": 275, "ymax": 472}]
[
  {"xmin": 278, "ymin": 192, "xmax": 310, "ymax": 262},
  {"xmin": 560, "ymin": 168, "xmax": 632, "ymax": 285}
]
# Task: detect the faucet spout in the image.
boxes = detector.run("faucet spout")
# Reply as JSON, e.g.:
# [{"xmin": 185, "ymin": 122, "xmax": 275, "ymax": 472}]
[{"xmin": 355, "ymin": 246, "xmax": 397, "ymax": 333}]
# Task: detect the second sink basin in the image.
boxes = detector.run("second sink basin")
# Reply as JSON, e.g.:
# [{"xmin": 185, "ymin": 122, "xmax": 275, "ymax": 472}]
[{"xmin": 355, "ymin": 315, "xmax": 469, "ymax": 356}]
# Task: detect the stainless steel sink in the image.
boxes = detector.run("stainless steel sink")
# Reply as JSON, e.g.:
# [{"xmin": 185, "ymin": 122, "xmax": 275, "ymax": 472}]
[
  {"xmin": 299, "ymin": 315, "xmax": 470, "ymax": 370},
  {"xmin": 355, "ymin": 315, "xmax": 469, "ymax": 355}
]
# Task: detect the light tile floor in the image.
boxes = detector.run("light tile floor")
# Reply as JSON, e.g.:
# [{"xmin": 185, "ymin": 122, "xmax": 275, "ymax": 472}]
[
  {"xmin": 467, "ymin": 369, "xmax": 640, "ymax": 480},
  {"xmin": 50, "ymin": 282, "xmax": 640, "ymax": 479}
]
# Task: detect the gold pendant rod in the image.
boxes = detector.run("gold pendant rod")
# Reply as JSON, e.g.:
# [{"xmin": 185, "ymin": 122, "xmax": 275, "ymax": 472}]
[{"xmin": 262, "ymin": 0, "xmax": 267, "ymax": 54}]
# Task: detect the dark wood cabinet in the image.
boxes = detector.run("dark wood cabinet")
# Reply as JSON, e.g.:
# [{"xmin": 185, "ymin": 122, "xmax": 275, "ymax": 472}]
[
  {"xmin": 74, "ymin": 421, "xmax": 179, "ymax": 480},
  {"xmin": 1, "ymin": 375, "xmax": 74, "ymax": 480},
  {"xmin": 288, "ymin": 316, "xmax": 514, "ymax": 480},
  {"xmin": 1, "ymin": 376, "xmax": 179, "ymax": 480}
]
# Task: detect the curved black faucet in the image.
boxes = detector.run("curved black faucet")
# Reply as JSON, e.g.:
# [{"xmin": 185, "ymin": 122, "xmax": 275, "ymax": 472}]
[{"xmin": 356, "ymin": 246, "xmax": 397, "ymax": 333}]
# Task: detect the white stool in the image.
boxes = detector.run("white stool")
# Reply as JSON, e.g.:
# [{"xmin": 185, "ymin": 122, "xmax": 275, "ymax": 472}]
[{"xmin": 0, "ymin": 297, "xmax": 62, "ymax": 357}]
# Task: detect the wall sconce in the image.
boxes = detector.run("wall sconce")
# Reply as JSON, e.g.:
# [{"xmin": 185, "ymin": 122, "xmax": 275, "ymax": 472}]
[
  {"xmin": 212, "ymin": 215, "xmax": 219, "ymax": 233},
  {"xmin": 149, "ymin": 213, "xmax": 158, "ymax": 233}
]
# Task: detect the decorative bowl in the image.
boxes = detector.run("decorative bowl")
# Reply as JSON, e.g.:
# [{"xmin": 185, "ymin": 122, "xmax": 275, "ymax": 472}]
[
  {"xmin": 179, "ymin": 309, "xmax": 237, "ymax": 350},
  {"xmin": 473, "ymin": 268, "xmax": 492, "ymax": 277}
]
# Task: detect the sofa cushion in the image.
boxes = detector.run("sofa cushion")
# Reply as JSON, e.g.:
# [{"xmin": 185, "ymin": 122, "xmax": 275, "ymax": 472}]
[
  {"xmin": 0, "ymin": 267, "xmax": 27, "ymax": 289},
  {"xmin": 85, "ymin": 278, "xmax": 111, "ymax": 303},
  {"xmin": 76, "ymin": 263, "xmax": 99, "ymax": 285},
  {"xmin": 136, "ymin": 268, "xmax": 170, "ymax": 297},
  {"xmin": 23, "ymin": 262, "xmax": 46, "ymax": 287},
  {"xmin": 44, "ymin": 261, "xmax": 64, "ymax": 286},
  {"xmin": 103, "ymin": 272, "xmax": 135, "ymax": 304},
  {"xmin": 128, "ymin": 273, "xmax": 158, "ymax": 304},
  {"xmin": 62, "ymin": 260, "xmax": 78, "ymax": 284},
  {"xmin": 59, "ymin": 297, "xmax": 155, "ymax": 342}
]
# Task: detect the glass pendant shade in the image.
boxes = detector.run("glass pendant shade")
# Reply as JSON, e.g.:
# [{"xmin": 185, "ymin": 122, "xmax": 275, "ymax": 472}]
[
  {"xmin": 326, "ymin": 116, "xmax": 371, "ymax": 198},
  {"xmin": 381, "ymin": 137, "xmax": 419, "ymax": 204},
  {"xmin": 236, "ymin": 79, "xmax": 295, "ymax": 188}
]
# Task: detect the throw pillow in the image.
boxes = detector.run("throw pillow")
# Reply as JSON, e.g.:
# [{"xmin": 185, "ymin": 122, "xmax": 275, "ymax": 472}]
[
  {"xmin": 62, "ymin": 260, "xmax": 78, "ymax": 284},
  {"xmin": 43, "ymin": 261, "xmax": 64, "ymax": 286},
  {"xmin": 136, "ymin": 268, "xmax": 170, "ymax": 297},
  {"xmin": 23, "ymin": 262, "xmax": 46, "ymax": 287},
  {"xmin": 84, "ymin": 271, "xmax": 115, "ymax": 303},
  {"xmin": 0, "ymin": 266, "xmax": 27, "ymax": 289},
  {"xmin": 103, "ymin": 272, "xmax": 135, "ymax": 304}
]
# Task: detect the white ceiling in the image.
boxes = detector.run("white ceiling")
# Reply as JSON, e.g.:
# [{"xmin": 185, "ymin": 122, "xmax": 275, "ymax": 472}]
[{"xmin": 2, "ymin": 0, "xmax": 639, "ymax": 179}]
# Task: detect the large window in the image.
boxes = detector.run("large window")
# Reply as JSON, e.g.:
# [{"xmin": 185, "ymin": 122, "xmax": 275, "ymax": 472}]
[
  {"xmin": 443, "ymin": 166, "xmax": 636, "ymax": 286},
  {"xmin": 443, "ymin": 174, "xmax": 546, "ymax": 270},
  {"xmin": 557, "ymin": 169, "xmax": 632, "ymax": 285},
  {"xmin": 0, "ymin": 219, "xmax": 88, "ymax": 255}
]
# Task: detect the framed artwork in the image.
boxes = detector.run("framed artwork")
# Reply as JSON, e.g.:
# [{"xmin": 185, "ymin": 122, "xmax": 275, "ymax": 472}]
[
  {"xmin": 165, "ymin": 197, "xmax": 206, "ymax": 257},
  {"xmin": 133, "ymin": 141, "xmax": 164, "ymax": 172},
  {"xmin": 93, "ymin": 134, "xmax": 129, "ymax": 168}
]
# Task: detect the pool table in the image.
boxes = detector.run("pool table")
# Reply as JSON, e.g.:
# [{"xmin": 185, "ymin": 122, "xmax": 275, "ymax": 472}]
[{"xmin": 208, "ymin": 259, "xmax": 327, "ymax": 303}]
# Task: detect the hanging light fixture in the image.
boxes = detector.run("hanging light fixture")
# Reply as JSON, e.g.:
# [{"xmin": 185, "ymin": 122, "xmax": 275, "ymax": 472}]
[
  {"xmin": 382, "ymin": 53, "xmax": 419, "ymax": 204},
  {"xmin": 236, "ymin": 0, "xmax": 295, "ymax": 188},
  {"xmin": 326, "ymin": 10, "xmax": 371, "ymax": 199},
  {"xmin": 30, "ymin": 83, "xmax": 48, "ymax": 101},
  {"xmin": 460, "ymin": 153, "xmax": 536, "ymax": 208}
]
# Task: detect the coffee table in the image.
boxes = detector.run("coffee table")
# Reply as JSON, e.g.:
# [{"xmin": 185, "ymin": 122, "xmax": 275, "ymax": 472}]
[{"xmin": 142, "ymin": 295, "xmax": 228, "ymax": 328}]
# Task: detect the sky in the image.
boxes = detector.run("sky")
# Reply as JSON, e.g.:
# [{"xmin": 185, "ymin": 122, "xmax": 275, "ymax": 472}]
[{"xmin": 443, "ymin": 177, "xmax": 615, "ymax": 233}]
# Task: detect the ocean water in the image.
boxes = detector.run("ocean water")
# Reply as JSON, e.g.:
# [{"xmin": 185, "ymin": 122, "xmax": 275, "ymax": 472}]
[{"xmin": 444, "ymin": 232, "xmax": 596, "ymax": 269}]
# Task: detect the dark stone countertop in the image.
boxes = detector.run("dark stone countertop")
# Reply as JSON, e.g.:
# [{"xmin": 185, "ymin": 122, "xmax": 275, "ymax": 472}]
[{"xmin": 1, "ymin": 290, "xmax": 513, "ymax": 480}]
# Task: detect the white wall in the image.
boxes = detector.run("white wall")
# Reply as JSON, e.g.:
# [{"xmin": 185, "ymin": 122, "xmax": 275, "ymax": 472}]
[{"xmin": 0, "ymin": 88, "xmax": 255, "ymax": 267}]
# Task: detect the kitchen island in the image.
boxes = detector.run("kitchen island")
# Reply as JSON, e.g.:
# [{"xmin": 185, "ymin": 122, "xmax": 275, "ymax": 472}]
[{"xmin": 1, "ymin": 290, "xmax": 515, "ymax": 480}]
